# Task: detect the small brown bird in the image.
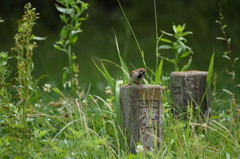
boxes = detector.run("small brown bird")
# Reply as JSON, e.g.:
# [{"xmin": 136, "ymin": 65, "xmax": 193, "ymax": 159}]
[{"xmin": 129, "ymin": 68, "xmax": 146, "ymax": 85}]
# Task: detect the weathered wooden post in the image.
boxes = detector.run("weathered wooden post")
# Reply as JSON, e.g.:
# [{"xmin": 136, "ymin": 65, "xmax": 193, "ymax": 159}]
[
  {"xmin": 170, "ymin": 71, "xmax": 211, "ymax": 118},
  {"xmin": 120, "ymin": 85, "xmax": 162, "ymax": 153}
]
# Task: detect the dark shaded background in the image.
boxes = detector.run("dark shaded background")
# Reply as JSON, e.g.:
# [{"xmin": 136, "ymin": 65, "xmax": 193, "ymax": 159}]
[{"xmin": 0, "ymin": 0, "xmax": 239, "ymax": 94}]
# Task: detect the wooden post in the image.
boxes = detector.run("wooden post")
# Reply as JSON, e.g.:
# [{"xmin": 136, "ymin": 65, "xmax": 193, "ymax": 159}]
[
  {"xmin": 120, "ymin": 85, "xmax": 162, "ymax": 153},
  {"xmin": 170, "ymin": 71, "xmax": 211, "ymax": 118}
]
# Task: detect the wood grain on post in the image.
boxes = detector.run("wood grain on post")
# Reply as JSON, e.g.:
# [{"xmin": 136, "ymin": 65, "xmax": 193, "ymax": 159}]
[
  {"xmin": 120, "ymin": 85, "xmax": 162, "ymax": 153},
  {"xmin": 170, "ymin": 71, "xmax": 211, "ymax": 118}
]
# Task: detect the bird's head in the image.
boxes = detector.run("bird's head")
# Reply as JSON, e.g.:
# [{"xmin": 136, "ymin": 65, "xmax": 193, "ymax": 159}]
[{"xmin": 137, "ymin": 68, "xmax": 146, "ymax": 78}]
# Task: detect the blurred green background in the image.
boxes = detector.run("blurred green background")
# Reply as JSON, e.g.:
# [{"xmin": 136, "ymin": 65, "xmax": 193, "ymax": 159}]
[{"xmin": 0, "ymin": 0, "xmax": 239, "ymax": 94}]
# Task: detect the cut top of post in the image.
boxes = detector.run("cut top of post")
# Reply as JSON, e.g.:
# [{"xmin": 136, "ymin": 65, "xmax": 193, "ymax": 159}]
[
  {"xmin": 171, "ymin": 71, "xmax": 208, "ymax": 77},
  {"xmin": 121, "ymin": 85, "xmax": 162, "ymax": 101}
]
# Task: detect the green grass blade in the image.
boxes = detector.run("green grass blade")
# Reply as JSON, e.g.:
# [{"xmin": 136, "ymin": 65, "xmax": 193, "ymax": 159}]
[
  {"xmin": 113, "ymin": 31, "xmax": 129, "ymax": 82},
  {"xmin": 115, "ymin": 80, "xmax": 124, "ymax": 146},
  {"xmin": 206, "ymin": 52, "xmax": 215, "ymax": 87},
  {"xmin": 205, "ymin": 52, "xmax": 214, "ymax": 118},
  {"xmin": 53, "ymin": 119, "xmax": 81, "ymax": 140},
  {"xmin": 155, "ymin": 58, "xmax": 163, "ymax": 85},
  {"xmin": 92, "ymin": 58, "xmax": 115, "ymax": 90},
  {"xmin": 101, "ymin": 62, "xmax": 115, "ymax": 90},
  {"xmin": 100, "ymin": 58, "xmax": 129, "ymax": 78},
  {"xmin": 117, "ymin": 0, "xmax": 146, "ymax": 69}
]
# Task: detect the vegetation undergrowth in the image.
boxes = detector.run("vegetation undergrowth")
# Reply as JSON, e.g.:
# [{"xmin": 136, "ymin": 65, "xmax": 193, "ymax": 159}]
[{"xmin": 0, "ymin": 1, "xmax": 239, "ymax": 159}]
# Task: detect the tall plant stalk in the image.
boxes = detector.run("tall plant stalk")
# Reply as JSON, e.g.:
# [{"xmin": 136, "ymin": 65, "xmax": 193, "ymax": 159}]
[
  {"xmin": 12, "ymin": 3, "xmax": 39, "ymax": 152},
  {"xmin": 54, "ymin": 0, "xmax": 88, "ymax": 94}
]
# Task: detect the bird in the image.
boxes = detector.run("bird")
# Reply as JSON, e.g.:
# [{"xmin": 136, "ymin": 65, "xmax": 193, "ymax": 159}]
[{"xmin": 129, "ymin": 68, "xmax": 146, "ymax": 85}]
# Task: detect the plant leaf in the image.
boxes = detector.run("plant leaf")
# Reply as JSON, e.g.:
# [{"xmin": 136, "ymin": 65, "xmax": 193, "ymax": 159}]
[
  {"xmin": 159, "ymin": 45, "xmax": 172, "ymax": 50},
  {"xmin": 222, "ymin": 89, "xmax": 233, "ymax": 95},
  {"xmin": 55, "ymin": 4, "xmax": 73, "ymax": 15},
  {"xmin": 222, "ymin": 55, "xmax": 231, "ymax": 60},
  {"xmin": 216, "ymin": 37, "xmax": 225, "ymax": 40},
  {"xmin": 32, "ymin": 35, "xmax": 47, "ymax": 41},
  {"xmin": 155, "ymin": 58, "xmax": 163, "ymax": 85},
  {"xmin": 161, "ymin": 30, "xmax": 173, "ymax": 37},
  {"xmin": 206, "ymin": 53, "xmax": 215, "ymax": 87},
  {"xmin": 159, "ymin": 38, "xmax": 172, "ymax": 43},
  {"xmin": 92, "ymin": 59, "xmax": 115, "ymax": 91},
  {"xmin": 60, "ymin": 26, "xmax": 70, "ymax": 39},
  {"xmin": 52, "ymin": 87, "xmax": 65, "ymax": 97},
  {"xmin": 114, "ymin": 31, "xmax": 129, "ymax": 82},
  {"xmin": 181, "ymin": 56, "xmax": 192, "ymax": 71},
  {"xmin": 180, "ymin": 50, "xmax": 192, "ymax": 59},
  {"xmin": 69, "ymin": 35, "xmax": 78, "ymax": 44}
]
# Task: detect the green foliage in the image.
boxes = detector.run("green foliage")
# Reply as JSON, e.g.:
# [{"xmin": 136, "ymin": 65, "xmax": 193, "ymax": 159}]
[
  {"xmin": 11, "ymin": 2, "xmax": 40, "ymax": 153},
  {"xmin": 54, "ymin": 0, "xmax": 88, "ymax": 94},
  {"xmin": 0, "ymin": 52, "xmax": 10, "ymax": 105},
  {"xmin": 0, "ymin": 3, "xmax": 44, "ymax": 157},
  {"xmin": 159, "ymin": 24, "xmax": 193, "ymax": 71},
  {"xmin": 215, "ymin": 5, "xmax": 239, "ymax": 114},
  {"xmin": 117, "ymin": 0, "xmax": 146, "ymax": 69},
  {"xmin": 206, "ymin": 53, "xmax": 215, "ymax": 87}
]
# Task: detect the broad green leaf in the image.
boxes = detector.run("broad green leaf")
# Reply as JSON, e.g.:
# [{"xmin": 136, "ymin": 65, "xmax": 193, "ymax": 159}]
[
  {"xmin": 60, "ymin": 14, "xmax": 68, "ymax": 23},
  {"xmin": 69, "ymin": 35, "xmax": 78, "ymax": 44},
  {"xmin": 177, "ymin": 48, "xmax": 183, "ymax": 54},
  {"xmin": 206, "ymin": 53, "xmax": 214, "ymax": 86},
  {"xmin": 169, "ymin": 59, "xmax": 176, "ymax": 64},
  {"xmin": 180, "ymin": 50, "xmax": 192, "ymax": 59},
  {"xmin": 155, "ymin": 58, "xmax": 163, "ymax": 85},
  {"xmin": 62, "ymin": 67, "xmax": 69, "ymax": 83},
  {"xmin": 223, "ymin": 25, "xmax": 228, "ymax": 29},
  {"xmin": 159, "ymin": 45, "xmax": 172, "ymax": 50},
  {"xmin": 227, "ymin": 38, "xmax": 231, "ymax": 45},
  {"xmin": 181, "ymin": 56, "xmax": 192, "ymax": 71},
  {"xmin": 32, "ymin": 35, "xmax": 47, "ymax": 41},
  {"xmin": 222, "ymin": 89, "xmax": 233, "ymax": 95},
  {"xmin": 182, "ymin": 31, "xmax": 193, "ymax": 36},
  {"xmin": 234, "ymin": 58, "xmax": 239, "ymax": 63},
  {"xmin": 181, "ymin": 24, "xmax": 186, "ymax": 30},
  {"xmin": 159, "ymin": 38, "xmax": 172, "ymax": 43},
  {"xmin": 173, "ymin": 25, "xmax": 177, "ymax": 33},
  {"xmin": 53, "ymin": 44, "xmax": 67, "ymax": 53},
  {"xmin": 60, "ymin": 26, "xmax": 70, "ymax": 39},
  {"xmin": 222, "ymin": 54, "xmax": 230, "ymax": 60},
  {"xmin": 55, "ymin": 4, "xmax": 73, "ymax": 15},
  {"xmin": 71, "ymin": 29, "xmax": 82, "ymax": 35},
  {"xmin": 216, "ymin": 37, "xmax": 225, "ymax": 40}
]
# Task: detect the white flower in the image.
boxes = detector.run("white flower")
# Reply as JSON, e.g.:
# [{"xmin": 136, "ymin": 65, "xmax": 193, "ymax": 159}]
[
  {"xmin": 35, "ymin": 103, "xmax": 41, "ymax": 108},
  {"xmin": 63, "ymin": 81, "xmax": 71, "ymax": 89},
  {"xmin": 43, "ymin": 83, "xmax": 51, "ymax": 93},
  {"xmin": 82, "ymin": 100, "xmax": 87, "ymax": 104},
  {"xmin": 136, "ymin": 145, "xmax": 144, "ymax": 153},
  {"xmin": 106, "ymin": 98, "xmax": 111, "ymax": 103},
  {"xmin": 105, "ymin": 86, "xmax": 113, "ymax": 95}
]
